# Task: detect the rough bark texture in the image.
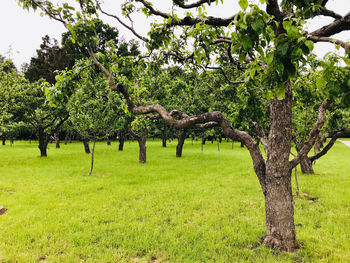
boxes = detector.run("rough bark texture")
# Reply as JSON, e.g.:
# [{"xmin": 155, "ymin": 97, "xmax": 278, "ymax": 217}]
[
  {"xmin": 300, "ymin": 156, "xmax": 314, "ymax": 174},
  {"xmin": 83, "ymin": 139, "xmax": 91, "ymax": 154},
  {"xmin": 176, "ymin": 129, "xmax": 187, "ymax": 157},
  {"xmin": 262, "ymin": 81, "xmax": 299, "ymax": 251}
]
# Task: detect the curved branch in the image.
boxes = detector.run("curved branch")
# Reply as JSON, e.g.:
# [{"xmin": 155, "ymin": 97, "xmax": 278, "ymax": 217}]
[
  {"xmin": 173, "ymin": 0, "xmax": 216, "ymax": 9},
  {"xmin": 87, "ymin": 47, "xmax": 267, "ymax": 194},
  {"xmin": 307, "ymin": 35, "xmax": 350, "ymax": 53},
  {"xmin": 290, "ymin": 99, "xmax": 331, "ymax": 168},
  {"xmin": 310, "ymin": 12, "xmax": 350, "ymax": 38},
  {"xmin": 135, "ymin": 0, "xmax": 236, "ymax": 27},
  {"xmin": 97, "ymin": 1, "xmax": 148, "ymax": 42},
  {"xmin": 317, "ymin": 8, "xmax": 342, "ymax": 20},
  {"xmin": 309, "ymin": 131, "xmax": 350, "ymax": 162}
]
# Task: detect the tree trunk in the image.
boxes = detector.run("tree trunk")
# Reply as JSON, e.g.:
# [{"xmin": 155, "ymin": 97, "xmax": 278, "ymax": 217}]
[
  {"xmin": 107, "ymin": 137, "xmax": 111, "ymax": 146},
  {"xmin": 118, "ymin": 130, "xmax": 125, "ymax": 151},
  {"xmin": 161, "ymin": 129, "xmax": 167, "ymax": 147},
  {"xmin": 38, "ymin": 130, "xmax": 49, "ymax": 157},
  {"xmin": 300, "ymin": 156, "xmax": 314, "ymax": 174},
  {"xmin": 83, "ymin": 139, "xmax": 90, "ymax": 154},
  {"xmin": 261, "ymin": 82, "xmax": 298, "ymax": 251},
  {"xmin": 88, "ymin": 138, "xmax": 96, "ymax": 176},
  {"xmin": 138, "ymin": 128, "xmax": 147, "ymax": 164},
  {"xmin": 64, "ymin": 131, "xmax": 69, "ymax": 145},
  {"xmin": 202, "ymin": 137, "xmax": 206, "ymax": 144},
  {"xmin": 2, "ymin": 138, "xmax": 5, "ymax": 145},
  {"xmin": 240, "ymin": 141, "xmax": 244, "ymax": 148},
  {"xmin": 176, "ymin": 129, "xmax": 186, "ymax": 157},
  {"xmin": 54, "ymin": 132, "xmax": 60, "ymax": 148}
]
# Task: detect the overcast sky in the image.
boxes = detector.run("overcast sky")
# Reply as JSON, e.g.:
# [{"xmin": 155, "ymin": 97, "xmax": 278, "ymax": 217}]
[{"xmin": 1, "ymin": 0, "xmax": 349, "ymax": 69}]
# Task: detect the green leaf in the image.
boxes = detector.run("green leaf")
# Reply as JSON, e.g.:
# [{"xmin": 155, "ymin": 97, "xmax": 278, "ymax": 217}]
[
  {"xmin": 264, "ymin": 52, "xmax": 274, "ymax": 65},
  {"xmin": 238, "ymin": 0, "xmax": 248, "ymax": 10},
  {"xmin": 276, "ymin": 82, "xmax": 285, "ymax": 100},
  {"xmin": 242, "ymin": 35, "xmax": 253, "ymax": 51},
  {"xmin": 344, "ymin": 93, "xmax": 350, "ymax": 106},
  {"xmin": 252, "ymin": 17, "xmax": 265, "ymax": 33},
  {"xmin": 291, "ymin": 48, "xmax": 303, "ymax": 60},
  {"xmin": 304, "ymin": 40, "xmax": 314, "ymax": 53},
  {"xmin": 342, "ymin": 57, "xmax": 350, "ymax": 66},
  {"xmin": 276, "ymin": 42, "xmax": 289, "ymax": 56}
]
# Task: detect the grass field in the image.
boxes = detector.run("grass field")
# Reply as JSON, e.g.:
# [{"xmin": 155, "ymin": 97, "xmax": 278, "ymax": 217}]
[{"xmin": 0, "ymin": 139, "xmax": 349, "ymax": 262}]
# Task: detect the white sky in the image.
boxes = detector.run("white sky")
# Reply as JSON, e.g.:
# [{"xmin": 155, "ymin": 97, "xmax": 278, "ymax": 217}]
[{"xmin": 1, "ymin": 0, "xmax": 349, "ymax": 69}]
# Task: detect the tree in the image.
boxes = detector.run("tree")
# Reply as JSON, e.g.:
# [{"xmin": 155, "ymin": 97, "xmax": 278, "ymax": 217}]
[
  {"xmin": 18, "ymin": 0, "xmax": 350, "ymax": 251},
  {"xmin": 24, "ymin": 35, "xmax": 74, "ymax": 85}
]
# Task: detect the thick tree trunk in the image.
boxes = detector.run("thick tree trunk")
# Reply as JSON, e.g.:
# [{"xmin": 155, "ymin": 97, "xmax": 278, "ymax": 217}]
[
  {"xmin": 54, "ymin": 132, "xmax": 60, "ymax": 148},
  {"xmin": 38, "ymin": 130, "xmax": 49, "ymax": 157},
  {"xmin": 300, "ymin": 156, "xmax": 314, "ymax": 174},
  {"xmin": 161, "ymin": 129, "xmax": 167, "ymax": 147},
  {"xmin": 88, "ymin": 138, "xmax": 96, "ymax": 176},
  {"xmin": 261, "ymin": 82, "xmax": 298, "ymax": 251},
  {"xmin": 118, "ymin": 130, "xmax": 125, "ymax": 151},
  {"xmin": 176, "ymin": 129, "xmax": 186, "ymax": 157},
  {"xmin": 83, "ymin": 139, "xmax": 91, "ymax": 154}
]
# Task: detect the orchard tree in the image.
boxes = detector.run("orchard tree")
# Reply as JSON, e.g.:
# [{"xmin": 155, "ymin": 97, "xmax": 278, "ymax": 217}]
[{"xmin": 19, "ymin": 0, "xmax": 350, "ymax": 251}]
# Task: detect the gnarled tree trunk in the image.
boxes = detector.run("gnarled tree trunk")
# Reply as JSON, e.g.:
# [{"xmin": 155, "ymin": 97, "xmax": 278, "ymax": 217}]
[
  {"xmin": 176, "ymin": 129, "xmax": 187, "ymax": 157},
  {"xmin": 129, "ymin": 127, "xmax": 147, "ymax": 163},
  {"xmin": 261, "ymin": 82, "xmax": 298, "ymax": 251}
]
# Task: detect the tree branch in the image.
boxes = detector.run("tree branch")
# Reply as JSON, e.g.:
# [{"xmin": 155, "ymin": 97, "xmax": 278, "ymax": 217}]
[
  {"xmin": 173, "ymin": 0, "xmax": 216, "ymax": 9},
  {"xmin": 135, "ymin": 0, "xmax": 236, "ymax": 27},
  {"xmin": 310, "ymin": 11, "xmax": 350, "ymax": 38},
  {"xmin": 309, "ymin": 130, "xmax": 350, "ymax": 162},
  {"xmin": 307, "ymin": 35, "xmax": 350, "ymax": 53},
  {"xmin": 290, "ymin": 99, "xmax": 331, "ymax": 168},
  {"xmin": 96, "ymin": 1, "xmax": 148, "ymax": 42}
]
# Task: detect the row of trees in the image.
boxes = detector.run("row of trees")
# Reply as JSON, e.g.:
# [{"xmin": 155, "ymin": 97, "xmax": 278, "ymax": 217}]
[{"xmin": 1, "ymin": 0, "xmax": 349, "ymax": 252}]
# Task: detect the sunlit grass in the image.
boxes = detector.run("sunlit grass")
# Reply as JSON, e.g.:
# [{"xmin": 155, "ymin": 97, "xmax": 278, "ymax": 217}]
[{"xmin": 0, "ymin": 139, "xmax": 349, "ymax": 262}]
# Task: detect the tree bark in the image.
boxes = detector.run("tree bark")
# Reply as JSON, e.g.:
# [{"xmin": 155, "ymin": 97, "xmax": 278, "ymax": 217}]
[
  {"xmin": 38, "ymin": 129, "xmax": 49, "ymax": 157},
  {"xmin": 2, "ymin": 137, "xmax": 5, "ymax": 145},
  {"xmin": 138, "ymin": 128, "xmax": 147, "ymax": 163},
  {"xmin": 300, "ymin": 155, "xmax": 314, "ymax": 174},
  {"xmin": 54, "ymin": 132, "xmax": 60, "ymax": 148},
  {"xmin": 176, "ymin": 129, "xmax": 187, "ymax": 157},
  {"xmin": 202, "ymin": 137, "xmax": 206, "ymax": 144},
  {"xmin": 261, "ymin": 82, "xmax": 299, "ymax": 251},
  {"xmin": 83, "ymin": 139, "xmax": 91, "ymax": 154},
  {"xmin": 64, "ymin": 131, "xmax": 69, "ymax": 145},
  {"xmin": 88, "ymin": 138, "xmax": 96, "ymax": 176},
  {"xmin": 161, "ymin": 128, "xmax": 167, "ymax": 147},
  {"xmin": 107, "ymin": 137, "xmax": 111, "ymax": 146},
  {"xmin": 118, "ymin": 130, "xmax": 126, "ymax": 151}
]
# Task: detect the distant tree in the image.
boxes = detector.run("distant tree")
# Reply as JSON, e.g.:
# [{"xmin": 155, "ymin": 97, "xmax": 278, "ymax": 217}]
[{"xmin": 24, "ymin": 35, "xmax": 73, "ymax": 84}]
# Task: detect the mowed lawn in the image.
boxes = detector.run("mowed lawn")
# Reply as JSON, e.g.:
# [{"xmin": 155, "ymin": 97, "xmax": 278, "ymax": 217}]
[{"xmin": 0, "ymin": 139, "xmax": 349, "ymax": 262}]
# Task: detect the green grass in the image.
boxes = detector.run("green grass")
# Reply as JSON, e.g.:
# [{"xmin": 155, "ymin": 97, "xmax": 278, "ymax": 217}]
[{"xmin": 0, "ymin": 139, "xmax": 349, "ymax": 262}]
